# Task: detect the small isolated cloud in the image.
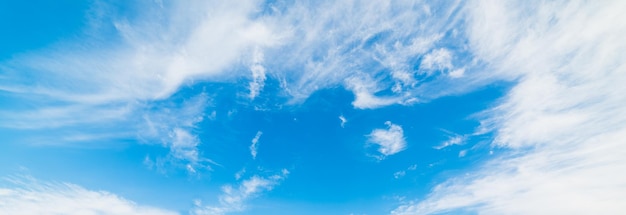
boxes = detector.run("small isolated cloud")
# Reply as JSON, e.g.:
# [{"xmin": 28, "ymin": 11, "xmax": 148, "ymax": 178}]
[
  {"xmin": 434, "ymin": 134, "xmax": 465, "ymax": 150},
  {"xmin": 0, "ymin": 175, "xmax": 177, "ymax": 215},
  {"xmin": 393, "ymin": 0, "xmax": 626, "ymax": 214},
  {"xmin": 394, "ymin": 171, "xmax": 406, "ymax": 179},
  {"xmin": 339, "ymin": 115, "xmax": 347, "ymax": 128},
  {"xmin": 193, "ymin": 169, "xmax": 289, "ymax": 215},
  {"xmin": 249, "ymin": 131, "xmax": 262, "ymax": 159},
  {"xmin": 234, "ymin": 168, "xmax": 246, "ymax": 180},
  {"xmin": 367, "ymin": 121, "xmax": 407, "ymax": 158},
  {"xmin": 458, "ymin": 150, "xmax": 467, "ymax": 157}
]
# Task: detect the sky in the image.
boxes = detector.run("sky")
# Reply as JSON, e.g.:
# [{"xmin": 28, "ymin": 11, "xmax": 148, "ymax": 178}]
[{"xmin": 1, "ymin": 0, "xmax": 625, "ymax": 214}]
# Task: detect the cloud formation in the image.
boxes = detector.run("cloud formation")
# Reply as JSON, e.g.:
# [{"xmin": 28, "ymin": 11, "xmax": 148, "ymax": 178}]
[
  {"xmin": 249, "ymin": 131, "xmax": 262, "ymax": 160},
  {"xmin": 193, "ymin": 169, "xmax": 289, "ymax": 215},
  {"xmin": 393, "ymin": 0, "xmax": 626, "ymax": 214},
  {"xmin": 0, "ymin": 0, "xmax": 472, "ymax": 171},
  {"xmin": 0, "ymin": 176, "xmax": 177, "ymax": 215},
  {"xmin": 339, "ymin": 115, "xmax": 347, "ymax": 128},
  {"xmin": 368, "ymin": 121, "xmax": 407, "ymax": 158}
]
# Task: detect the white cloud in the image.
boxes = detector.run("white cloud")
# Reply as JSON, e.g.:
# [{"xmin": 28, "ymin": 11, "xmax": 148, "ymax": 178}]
[
  {"xmin": 234, "ymin": 168, "xmax": 246, "ymax": 180},
  {"xmin": 393, "ymin": 171, "xmax": 406, "ymax": 179},
  {"xmin": 249, "ymin": 131, "xmax": 262, "ymax": 159},
  {"xmin": 420, "ymin": 48, "xmax": 453, "ymax": 71},
  {"xmin": 0, "ymin": 0, "xmax": 273, "ymax": 172},
  {"xmin": 433, "ymin": 134, "xmax": 465, "ymax": 150},
  {"xmin": 193, "ymin": 169, "xmax": 289, "ymax": 215},
  {"xmin": 170, "ymin": 128, "xmax": 200, "ymax": 166},
  {"xmin": 394, "ymin": 164, "xmax": 418, "ymax": 179},
  {"xmin": 393, "ymin": 0, "xmax": 626, "ymax": 214},
  {"xmin": 339, "ymin": 115, "xmax": 347, "ymax": 128},
  {"xmin": 263, "ymin": 0, "xmax": 467, "ymax": 105},
  {"xmin": 0, "ymin": 0, "xmax": 471, "ymax": 152},
  {"xmin": 368, "ymin": 121, "xmax": 407, "ymax": 158},
  {"xmin": 248, "ymin": 48, "xmax": 267, "ymax": 100},
  {"xmin": 0, "ymin": 176, "xmax": 177, "ymax": 215},
  {"xmin": 139, "ymin": 93, "xmax": 214, "ymax": 173},
  {"xmin": 457, "ymin": 150, "xmax": 467, "ymax": 158},
  {"xmin": 345, "ymin": 75, "xmax": 401, "ymax": 109},
  {"xmin": 1, "ymin": 0, "xmax": 279, "ymax": 105},
  {"xmin": 0, "ymin": 0, "xmax": 553, "ymax": 180},
  {"xmin": 448, "ymin": 68, "xmax": 465, "ymax": 78}
]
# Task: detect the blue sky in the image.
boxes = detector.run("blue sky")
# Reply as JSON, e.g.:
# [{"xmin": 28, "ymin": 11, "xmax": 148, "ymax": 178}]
[{"xmin": 1, "ymin": 0, "xmax": 626, "ymax": 214}]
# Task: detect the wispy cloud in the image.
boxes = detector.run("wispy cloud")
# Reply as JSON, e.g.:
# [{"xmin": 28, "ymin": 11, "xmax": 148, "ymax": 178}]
[
  {"xmin": 250, "ymin": 131, "xmax": 263, "ymax": 160},
  {"xmin": 339, "ymin": 115, "xmax": 347, "ymax": 128},
  {"xmin": 368, "ymin": 121, "xmax": 407, "ymax": 159},
  {"xmin": 0, "ymin": 0, "xmax": 472, "ymax": 156},
  {"xmin": 248, "ymin": 48, "xmax": 267, "ymax": 100},
  {"xmin": 0, "ymin": 0, "xmax": 279, "ymax": 171},
  {"xmin": 393, "ymin": 0, "xmax": 626, "ymax": 214},
  {"xmin": 0, "ymin": 175, "xmax": 177, "ymax": 215},
  {"xmin": 193, "ymin": 169, "xmax": 289, "ymax": 215},
  {"xmin": 433, "ymin": 134, "xmax": 465, "ymax": 150},
  {"xmin": 139, "ymin": 93, "xmax": 215, "ymax": 174},
  {"xmin": 394, "ymin": 164, "xmax": 418, "ymax": 179},
  {"xmin": 420, "ymin": 48, "xmax": 453, "ymax": 72},
  {"xmin": 262, "ymin": 0, "xmax": 470, "ymax": 105},
  {"xmin": 393, "ymin": 171, "xmax": 406, "ymax": 179},
  {"xmin": 234, "ymin": 168, "xmax": 246, "ymax": 181}
]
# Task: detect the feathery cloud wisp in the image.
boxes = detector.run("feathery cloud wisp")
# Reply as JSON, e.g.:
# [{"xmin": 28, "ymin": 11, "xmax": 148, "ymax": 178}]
[
  {"xmin": 250, "ymin": 131, "xmax": 262, "ymax": 160},
  {"xmin": 393, "ymin": 0, "xmax": 626, "ymax": 214},
  {"xmin": 193, "ymin": 169, "xmax": 289, "ymax": 215},
  {"xmin": 0, "ymin": 176, "xmax": 177, "ymax": 215}
]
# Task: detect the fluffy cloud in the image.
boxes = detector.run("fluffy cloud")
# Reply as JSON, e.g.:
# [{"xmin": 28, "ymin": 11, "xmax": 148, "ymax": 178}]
[
  {"xmin": 393, "ymin": 0, "xmax": 626, "ymax": 214},
  {"xmin": 368, "ymin": 121, "xmax": 407, "ymax": 158},
  {"xmin": 0, "ymin": 176, "xmax": 177, "ymax": 215}
]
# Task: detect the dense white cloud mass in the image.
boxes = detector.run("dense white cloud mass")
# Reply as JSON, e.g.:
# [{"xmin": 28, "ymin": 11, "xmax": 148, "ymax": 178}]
[
  {"xmin": 368, "ymin": 121, "xmax": 407, "ymax": 158},
  {"xmin": 393, "ymin": 0, "xmax": 626, "ymax": 214},
  {"xmin": 0, "ymin": 176, "xmax": 177, "ymax": 215},
  {"xmin": 193, "ymin": 169, "xmax": 289, "ymax": 215}
]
